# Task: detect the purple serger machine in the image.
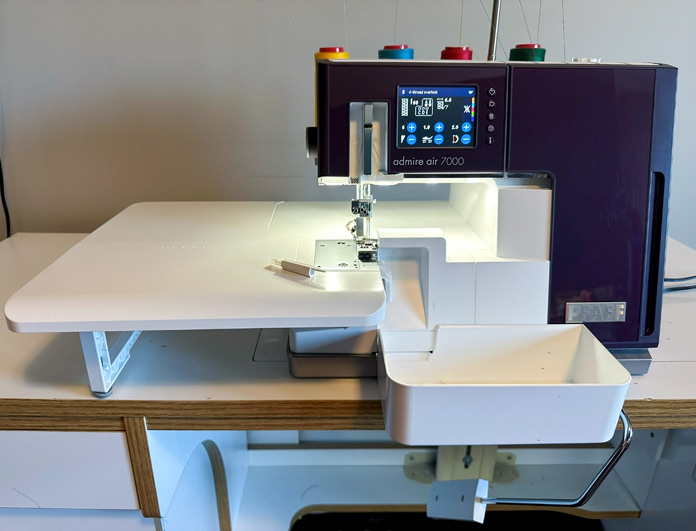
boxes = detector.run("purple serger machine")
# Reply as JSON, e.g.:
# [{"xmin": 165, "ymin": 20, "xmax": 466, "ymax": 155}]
[{"xmin": 305, "ymin": 59, "xmax": 677, "ymax": 375}]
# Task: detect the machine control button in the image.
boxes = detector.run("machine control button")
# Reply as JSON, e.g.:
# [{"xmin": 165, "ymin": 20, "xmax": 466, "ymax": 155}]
[
  {"xmin": 407, "ymin": 122, "xmax": 417, "ymax": 133},
  {"xmin": 461, "ymin": 134, "xmax": 472, "ymax": 145},
  {"xmin": 461, "ymin": 122, "xmax": 472, "ymax": 133},
  {"xmin": 488, "ymin": 87, "xmax": 496, "ymax": 96},
  {"xmin": 487, "ymin": 112, "xmax": 495, "ymax": 121},
  {"xmin": 487, "ymin": 100, "xmax": 496, "ymax": 108},
  {"xmin": 486, "ymin": 136, "xmax": 495, "ymax": 145},
  {"xmin": 406, "ymin": 134, "xmax": 417, "ymax": 145},
  {"xmin": 434, "ymin": 134, "xmax": 444, "ymax": 145},
  {"xmin": 434, "ymin": 122, "xmax": 445, "ymax": 133},
  {"xmin": 487, "ymin": 125, "xmax": 495, "ymax": 133}
]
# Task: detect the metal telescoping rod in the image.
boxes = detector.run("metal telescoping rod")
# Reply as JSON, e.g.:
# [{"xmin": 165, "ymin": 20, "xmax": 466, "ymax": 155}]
[{"xmin": 487, "ymin": 0, "xmax": 502, "ymax": 60}]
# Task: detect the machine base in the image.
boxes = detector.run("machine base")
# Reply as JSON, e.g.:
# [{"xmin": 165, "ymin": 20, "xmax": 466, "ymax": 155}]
[
  {"xmin": 287, "ymin": 347, "xmax": 377, "ymax": 378},
  {"xmin": 611, "ymin": 349, "xmax": 652, "ymax": 376}
]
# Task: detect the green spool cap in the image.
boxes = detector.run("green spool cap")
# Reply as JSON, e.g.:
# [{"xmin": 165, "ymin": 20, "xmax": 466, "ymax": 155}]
[{"xmin": 509, "ymin": 43, "xmax": 546, "ymax": 61}]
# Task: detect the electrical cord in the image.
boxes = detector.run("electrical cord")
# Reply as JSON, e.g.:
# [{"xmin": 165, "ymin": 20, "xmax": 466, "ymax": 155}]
[
  {"xmin": 664, "ymin": 284, "xmax": 696, "ymax": 293},
  {"xmin": 0, "ymin": 156, "xmax": 10, "ymax": 238},
  {"xmin": 665, "ymin": 275, "xmax": 696, "ymax": 282},
  {"xmin": 664, "ymin": 272, "xmax": 696, "ymax": 293}
]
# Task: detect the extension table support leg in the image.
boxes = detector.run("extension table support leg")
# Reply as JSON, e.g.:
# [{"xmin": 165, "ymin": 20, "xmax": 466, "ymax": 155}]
[{"xmin": 79, "ymin": 331, "xmax": 142, "ymax": 398}]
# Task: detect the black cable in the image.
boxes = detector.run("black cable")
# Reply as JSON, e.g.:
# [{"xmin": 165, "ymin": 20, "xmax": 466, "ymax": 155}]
[
  {"xmin": 665, "ymin": 275, "xmax": 696, "ymax": 282},
  {"xmin": 664, "ymin": 284, "xmax": 696, "ymax": 293},
  {"xmin": 0, "ymin": 156, "xmax": 10, "ymax": 238}
]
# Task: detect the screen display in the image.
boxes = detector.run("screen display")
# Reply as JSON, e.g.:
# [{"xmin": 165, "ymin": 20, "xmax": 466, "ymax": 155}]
[{"xmin": 396, "ymin": 86, "xmax": 477, "ymax": 148}]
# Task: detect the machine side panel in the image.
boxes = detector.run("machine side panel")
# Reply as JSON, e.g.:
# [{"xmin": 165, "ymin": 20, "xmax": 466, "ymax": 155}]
[
  {"xmin": 640, "ymin": 66, "xmax": 678, "ymax": 345},
  {"xmin": 508, "ymin": 65, "xmax": 668, "ymax": 348}
]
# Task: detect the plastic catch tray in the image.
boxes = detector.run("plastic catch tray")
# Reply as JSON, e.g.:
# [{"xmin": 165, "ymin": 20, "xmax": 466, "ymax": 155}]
[{"xmin": 378, "ymin": 324, "xmax": 631, "ymax": 446}]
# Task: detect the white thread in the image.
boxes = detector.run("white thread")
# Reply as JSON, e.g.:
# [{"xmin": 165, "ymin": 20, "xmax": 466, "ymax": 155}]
[{"xmin": 519, "ymin": 0, "xmax": 533, "ymax": 43}]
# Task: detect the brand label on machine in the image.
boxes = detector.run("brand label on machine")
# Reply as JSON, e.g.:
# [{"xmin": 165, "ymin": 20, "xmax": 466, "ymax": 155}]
[{"xmin": 565, "ymin": 302, "xmax": 627, "ymax": 323}]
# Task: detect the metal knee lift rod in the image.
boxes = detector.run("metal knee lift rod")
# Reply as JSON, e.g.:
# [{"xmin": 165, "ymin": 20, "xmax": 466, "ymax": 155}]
[{"xmin": 483, "ymin": 410, "xmax": 634, "ymax": 508}]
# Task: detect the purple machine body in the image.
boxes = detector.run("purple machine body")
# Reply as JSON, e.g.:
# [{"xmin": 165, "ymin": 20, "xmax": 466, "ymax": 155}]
[{"xmin": 313, "ymin": 60, "xmax": 677, "ymax": 351}]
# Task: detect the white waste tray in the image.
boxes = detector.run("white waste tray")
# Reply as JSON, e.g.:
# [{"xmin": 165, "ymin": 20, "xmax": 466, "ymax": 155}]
[{"xmin": 378, "ymin": 325, "xmax": 631, "ymax": 446}]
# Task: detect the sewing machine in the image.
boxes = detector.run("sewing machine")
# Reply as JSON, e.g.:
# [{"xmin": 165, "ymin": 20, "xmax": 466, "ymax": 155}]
[
  {"xmin": 293, "ymin": 58, "xmax": 678, "ymax": 452},
  {"xmin": 295, "ymin": 59, "xmax": 677, "ymax": 372},
  {"xmin": 0, "ymin": 57, "xmax": 677, "ymax": 522},
  {"xmin": 5, "ymin": 58, "xmax": 675, "ymax": 413}
]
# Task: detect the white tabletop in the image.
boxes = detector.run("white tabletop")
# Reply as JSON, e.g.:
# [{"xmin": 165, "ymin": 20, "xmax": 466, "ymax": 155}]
[
  {"xmin": 1, "ymin": 231, "xmax": 695, "ymax": 405},
  {"xmin": 0, "ymin": 233, "xmax": 378, "ymax": 401},
  {"xmin": 3, "ymin": 202, "xmax": 387, "ymax": 333},
  {"xmin": 626, "ymin": 238, "xmax": 696, "ymax": 400}
]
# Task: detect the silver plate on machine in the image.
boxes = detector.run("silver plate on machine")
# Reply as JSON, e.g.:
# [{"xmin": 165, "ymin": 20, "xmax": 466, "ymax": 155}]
[
  {"xmin": 314, "ymin": 240, "xmax": 380, "ymax": 270},
  {"xmin": 565, "ymin": 302, "xmax": 627, "ymax": 323}
]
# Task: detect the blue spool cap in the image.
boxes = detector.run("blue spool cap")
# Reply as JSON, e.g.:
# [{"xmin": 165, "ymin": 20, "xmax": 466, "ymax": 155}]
[{"xmin": 378, "ymin": 45, "xmax": 414, "ymax": 59}]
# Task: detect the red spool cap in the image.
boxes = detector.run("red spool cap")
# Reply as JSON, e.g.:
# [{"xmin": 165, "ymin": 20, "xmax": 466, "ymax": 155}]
[
  {"xmin": 383, "ymin": 44, "xmax": 409, "ymax": 50},
  {"xmin": 319, "ymin": 47, "xmax": 345, "ymax": 53},
  {"xmin": 441, "ymin": 46, "xmax": 473, "ymax": 60},
  {"xmin": 515, "ymin": 43, "xmax": 542, "ymax": 49}
]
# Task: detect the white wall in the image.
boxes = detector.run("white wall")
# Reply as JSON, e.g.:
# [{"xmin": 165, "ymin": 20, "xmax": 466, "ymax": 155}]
[{"xmin": 0, "ymin": 0, "xmax": 693, "ymax": 247}]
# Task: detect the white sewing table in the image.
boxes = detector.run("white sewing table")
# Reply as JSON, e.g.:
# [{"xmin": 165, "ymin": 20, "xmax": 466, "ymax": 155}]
[{"xmin": 0, "ymin": 215, "xmax": 695, "ymax": 528}]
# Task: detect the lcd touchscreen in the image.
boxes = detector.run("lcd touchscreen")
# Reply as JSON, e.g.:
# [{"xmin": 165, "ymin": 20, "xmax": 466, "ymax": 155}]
[{"xmin": 396, "ymin": 86, "xmax": 477, "ymax": 148}]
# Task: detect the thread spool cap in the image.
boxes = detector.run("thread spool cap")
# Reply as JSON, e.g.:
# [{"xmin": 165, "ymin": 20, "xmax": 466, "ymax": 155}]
[
  {"xmin": 315, "ymin": 47, "xmax": 350, "ymax": 60},
  {"xmin": 509, "ymin": 43, "xmax": 546, "ymax": 61},
  {"xmin": 378, "ymin": 45, "xmax": 414, "ymax": 59},
  {"xmin": 441, "ymin": 46, "xmax": 473, "ymax": 60}
]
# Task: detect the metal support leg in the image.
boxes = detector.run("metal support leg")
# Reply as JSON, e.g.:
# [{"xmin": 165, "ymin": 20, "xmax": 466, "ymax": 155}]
[{"xmin": 79, "ymin": 331, "xmax": 142, "ymax": 398}]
